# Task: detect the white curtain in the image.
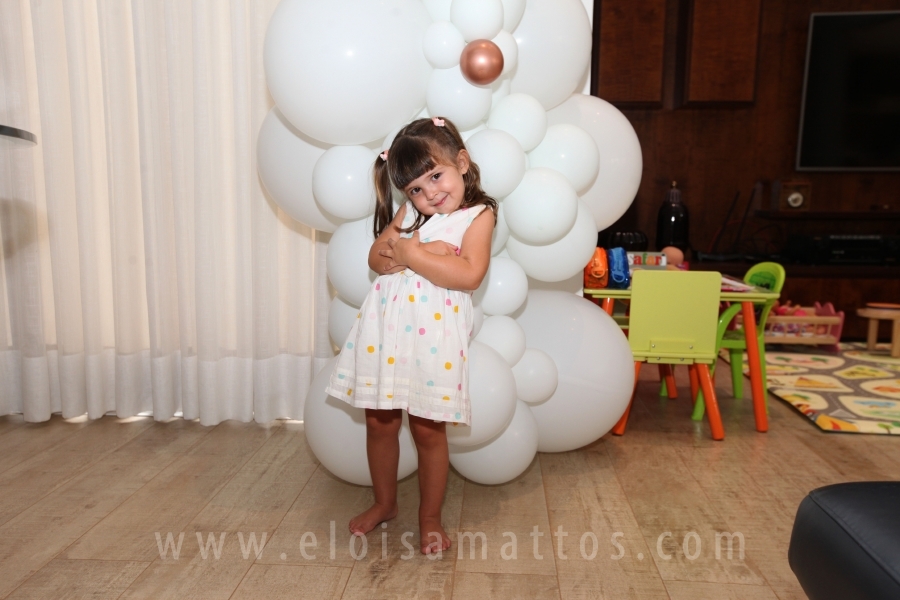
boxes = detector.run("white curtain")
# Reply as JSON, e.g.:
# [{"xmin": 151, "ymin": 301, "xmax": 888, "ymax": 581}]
[{"xmin": 0, "ymin": 0, "xmax": 334, "ymax": 425}]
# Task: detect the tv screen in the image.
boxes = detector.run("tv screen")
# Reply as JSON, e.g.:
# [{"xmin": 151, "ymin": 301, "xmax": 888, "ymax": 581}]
[{"xmin": 797, "ymin": 11, "xmax": 900, "ymax": 171}]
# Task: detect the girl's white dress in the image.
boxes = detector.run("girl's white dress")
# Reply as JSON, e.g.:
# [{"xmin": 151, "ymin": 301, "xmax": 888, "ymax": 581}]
[{"xmin": 325, "ymin": 202, "xmax": 486, "ymax": 425}]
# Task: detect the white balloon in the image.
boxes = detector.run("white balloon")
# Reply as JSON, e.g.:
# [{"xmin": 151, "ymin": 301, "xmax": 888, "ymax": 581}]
[
  {"xmin": 422, "ymin": 0, "xmax": 451, "ymax": 21},
  {"xmin": 528, "ymin": 124, "xmax": 599, "ymax": 194},
  {"xmin": 460, "ymin": 122, "xmax": 486, "ymax": 141},
  {"xmin": 506, "ymin": 199, "xmax": 597, "ymax": 282},
  {"xmin": 447, "ymin": 342, "xmax": 517, "ymax": 447},
  {"xmin": 500, "ymin": 0, "xmax": 526, "ymax": 32},
  {"xmin": 264, "ymin": 0, "xmax": 431, "ymax": 145},
  {"xmin": 326, "ymin": 216, "xmax": 377, "ymax": 306},
  {"xmin": 257, "ymin": 109, "xmax": 346, "ymax": 232},
  {"xmin": 426, "ymin": 66, "xmax": 493, "ymax": 131},
  {"xmin": 510, "ymin": 0, "xmax": 592, "ymax": 110},
  {"xmin": 547, "ymin": 94, "xmax": 643, "ymax": 231},
  {"xmin": 503, "ymin": 167, "xmax": 578, "ymax": 245},
  {"xmin": 328, "ymin": 295, "xmax": 361, "ymax": 347},
  {"xmin": 491, "ymin": 30, "xmax": 518, "ymax": 77},
  {"xmin": 471, "ymin": 303, "xmax": 485, "ymax": 338},
  {"xmin": 450, "ymin": 0, "xmax": 504, "ymax": 42},
  {"xmin": 305, "ymin": 358, "xmax": 418, "ymax": 486},
  {"xmin": 312, "ymin": 146, "xmax": 377, "ymax": 220},
  {"xmin": 466, "ymin": 129, "xmax": 527, "ymax": 198},
  {"xmin": 490, "ymin": 77, "xmax": 511, "ymax": 110},
  {"xmin": 423, "ymin": 21, "xmax": 466, "ymax": 69},
  {"xmin": 516, "ymin": 291, "xmax": 634, "ymax": 452},
  {"xmin": 527, "ymin": 274, "xmax": 584, "ymax": 295},
  {"xmin": 512, "ymin": 348, "xmax": 558, "ymax": 404},
  {"xmin": 473, "ymin": 256, "xmax": 528, "ymax": 316},
  {"xmin": 449, "ymin": 400, "xmax": 538, "ymax": 485},
  {"xmin": 491, "ymin": 202, "xmax": 510, "ymax": 255},
  {"xmin": 487, "ymin": 93, "xmax": 547, "ymax": 151},
  {"xmin": 474, "ymin": 315, "xmax": 526, "ymax": 366}
]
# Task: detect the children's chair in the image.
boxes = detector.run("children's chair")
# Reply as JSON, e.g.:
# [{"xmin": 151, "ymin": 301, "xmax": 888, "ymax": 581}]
[
  {"xmin": 691, "ymin": 262, "xmax": 785, "ymax": 421},
  {"xmin": 612, "ymin": 270, "xmax": 725, "ymax": 440}
]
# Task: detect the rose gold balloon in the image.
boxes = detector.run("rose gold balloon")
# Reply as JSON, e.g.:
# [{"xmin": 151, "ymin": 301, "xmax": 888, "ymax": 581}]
[{"xmin": 459, "ymin": 39, "xmax": 504, "ymax": 86}]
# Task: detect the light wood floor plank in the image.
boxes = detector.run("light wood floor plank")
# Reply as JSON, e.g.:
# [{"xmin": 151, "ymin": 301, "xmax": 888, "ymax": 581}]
[
  {"xmin": 450, "ymin": 572, "xmax": 560, "ymax": 600},
  {"xmin": 231, "ymin": 564, "xmax": 350, "ymax": 599},
  {"xmin": 0, "ymin": 414, "xmax": 25, "ymax": 436},
  {"xmin": 0, "ymin": 416, "xmax": 89, "ymax": 475},
  {"xmin": 5, "ymin": 558, "xmax": 148, "ymax": 600},
  {"xmin": 665, "ymin": 580, "xmax": 779, "ymax": 599}
]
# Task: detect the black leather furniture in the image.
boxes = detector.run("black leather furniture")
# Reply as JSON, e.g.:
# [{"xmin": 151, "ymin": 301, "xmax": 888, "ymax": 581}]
[{"xmin": 789, "ymin": 482, "xmax": 900, "ymax": 600}]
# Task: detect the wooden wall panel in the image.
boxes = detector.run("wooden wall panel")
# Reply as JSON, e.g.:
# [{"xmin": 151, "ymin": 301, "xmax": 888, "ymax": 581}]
[
  {"xmin": 683, "ymin": 0, "xmax": 762, "ymax": 103},
  {"xmin": 596, "ymin": 0, "xmax": 668, "ymax": 105}
]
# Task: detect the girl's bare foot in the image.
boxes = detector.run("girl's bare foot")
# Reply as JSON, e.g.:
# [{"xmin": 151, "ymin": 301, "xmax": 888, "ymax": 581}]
[
  {"xmin": 420, "ymin": 517, "xmax": 451, "ymax": 554},
  {"xmin": 349, "ymin": 502, "xmax": 398, "ymax": 536}
]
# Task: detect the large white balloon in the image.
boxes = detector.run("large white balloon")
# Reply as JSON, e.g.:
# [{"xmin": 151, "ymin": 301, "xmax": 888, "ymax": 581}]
[
  {"xmin": 312, "ymin": 146, "xmax": 377, "ymax": 220},
  {"xmin": 446, "ymin": 342, "xmax": 517, "ymax": 447},
  {"xmin": 305, "ymin": 358, "xmax": 418, "ymax": 486},
  {"xmin": 547, "ymin": 94, "xmax": 643, "ymax": 231},
  {"xmin": 500, "ymin": 0, "xmax": 527, "ymax": 32},
  {"xmin": 264, "ymin": 0, "xmax": 431, "ymax": 144},
  {"xmin": 423, "ymin": 21, "xmax": 466, "ymax": 69},
  {"xmin": 516, "ymin": 291, "xmax": 634, "ymax": 452},
  {"xmin": 474, "ymin": 316, "xmax": 526, "ymax": 366},
  {"xmin": 503, "ymin": 167, "xmax": 578, "ymax": 245},
  {"xmin": 491, "ymin": 30, "xmax": 518, "ymax": 77},
  {"xmin": 426, "ymin": 66, "xmax": 493, "ymax": 131},
  {"xmin": 473, "ymin": 256, "xmax": 528, "ymax": 316},
  {"xmin": 450, "ymin": 0, "xmax": 504, "ymax": 42},
  {"xmin": 449, "ymin": 400, "xmax": 538, "ymax": 485},
  {"xmin": 528, "ymin": 124, "xmax": 599, "ymax": 194},
  {"xmin": 328, "ymin": 295, "xmax": 361, "ymax": 347},
  {"xmin": 466, "ymin": 129, "xmax": 527, "ymax": 198},
  {"xmin": 491, "ymin": 203, "xmax": 510, "ymax": 255},
  {"xmin": 326, "ymin": 216, "xmax": 377, "ymax": 307},
  {"xmin": 257, "ymin": 109, "xmax": 346, "ymax": 232},
  {"xmin": 487, "ymin": 93, "xmax": 547, "ymax": 151},
  {"xmin": 510, "ymin": 0, "xmax": 592, "ymax": 110},
  {"xmin": 506, "ymin": 199, "xmax": 597, "ymax": 282},
  {"xmin": 491, "ymin": 77, "xmax": 511, "ymax": 110},
  {"xmin": 422, "ymin": 0, "xmax": 451, "ymax": 21},
  {"xmin": 471, "ymin": 303, "xmax": 485, "ymax": 338},
  {"xmin": 512, "ymin": 348, "xmax": 558, "ymax": 404}
]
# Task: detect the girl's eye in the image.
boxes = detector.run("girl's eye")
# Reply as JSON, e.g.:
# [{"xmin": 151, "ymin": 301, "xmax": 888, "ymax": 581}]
[
  {"xmin": 409, "ymin": 187, "xmax": 420, "ymax": 195},
  {"xmin": 432, "ymin": 172, "xmax": 441, "ymax": 180}
]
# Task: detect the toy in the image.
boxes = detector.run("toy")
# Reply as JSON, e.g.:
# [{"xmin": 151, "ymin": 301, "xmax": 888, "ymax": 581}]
[{"xmin": 763, "ymin": 300, "xmax": 844, "ymax": 350}]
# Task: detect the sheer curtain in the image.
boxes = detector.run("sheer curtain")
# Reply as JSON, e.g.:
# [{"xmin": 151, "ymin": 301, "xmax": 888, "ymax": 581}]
[{"xmin": 0, "ymin": 0, "xmax": 333, "ymax": 425}]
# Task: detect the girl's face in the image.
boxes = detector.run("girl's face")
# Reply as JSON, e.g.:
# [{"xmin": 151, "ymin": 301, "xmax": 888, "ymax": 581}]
[{"xmin": 403, "ymin": 151, "xmax": 469, "ymax": 216}]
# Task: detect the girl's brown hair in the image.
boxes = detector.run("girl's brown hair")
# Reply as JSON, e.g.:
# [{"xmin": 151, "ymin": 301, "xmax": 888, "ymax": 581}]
[{"xmin": 372, "ymin": 117, "xmax": 498, "ymax": 237}]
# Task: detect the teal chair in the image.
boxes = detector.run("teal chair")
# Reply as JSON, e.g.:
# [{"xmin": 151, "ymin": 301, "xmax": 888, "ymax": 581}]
[{"xmin": 691, "ymin": 262, "xmax": 786, "ymax": 420}]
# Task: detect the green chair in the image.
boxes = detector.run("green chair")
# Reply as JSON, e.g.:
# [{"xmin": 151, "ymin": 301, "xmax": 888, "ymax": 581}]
[
  {"xmin": 613, "ymin": 270, "xmax": 726, "ymax": 440},
  {"xmin": 691, "ymin": 262, "xmax": 786, "ymax": 421}
]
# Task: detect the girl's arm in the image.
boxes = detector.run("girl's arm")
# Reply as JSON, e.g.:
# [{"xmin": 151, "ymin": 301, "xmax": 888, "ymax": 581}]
[
  {"xmin": 384, "ymin": 209, "xmax": 494, "ymax": 291},
  {"xmin": 368, "ymin": 204, "xmax": 461, "ymax": 275}
]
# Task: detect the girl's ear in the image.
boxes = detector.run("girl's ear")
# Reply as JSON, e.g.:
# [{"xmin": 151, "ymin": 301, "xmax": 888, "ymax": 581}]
[{"xmin": 456, "ymin": 149, "xmax": 470, "ymax": 175}]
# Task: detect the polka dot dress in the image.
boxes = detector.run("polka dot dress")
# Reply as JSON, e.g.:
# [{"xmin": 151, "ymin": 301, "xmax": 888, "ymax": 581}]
[{"xmin": 326, "ymin": 202, "xmax": 487, "ymax": 425}]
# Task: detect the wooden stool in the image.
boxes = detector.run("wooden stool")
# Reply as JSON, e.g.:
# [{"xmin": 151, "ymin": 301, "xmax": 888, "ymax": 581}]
[{"xmin": 857, "ymin": 307, "xmax": 900, "ymax": 358}]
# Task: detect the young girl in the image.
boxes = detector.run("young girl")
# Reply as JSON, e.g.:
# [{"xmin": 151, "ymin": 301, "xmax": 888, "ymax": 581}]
[{"xmin": 325, "ymin": 116, "xmax": 496, "ymax": 555}]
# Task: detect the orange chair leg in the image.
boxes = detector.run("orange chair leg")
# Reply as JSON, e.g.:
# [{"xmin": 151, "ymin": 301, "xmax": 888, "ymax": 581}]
[
  {"xmin": 602, "ymin": 297, "xmax": 615, "ymax": 316},
  {"xmin": 659, "ymin": 364, "xmax": 678, "ymax": 399},
  {"xmin": 612, "ymin": 362, "xmax": 642, "ymax": 435},
  {"xmin": 696, "ymin": 363, "xmax": 724, "ymax": 440},
  {"xmin": 689, "ymin": 365, "xmax": 699, "ymax": 405}
]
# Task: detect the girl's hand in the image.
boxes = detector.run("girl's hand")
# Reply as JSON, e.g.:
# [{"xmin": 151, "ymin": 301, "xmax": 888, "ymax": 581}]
[
  {"xmin": 421, "ymin": 240, "xmax": 460, "ymax": 256},
  {"xmin": 387, "ymin": 231, "xmax": 422, "ymax": 265}
]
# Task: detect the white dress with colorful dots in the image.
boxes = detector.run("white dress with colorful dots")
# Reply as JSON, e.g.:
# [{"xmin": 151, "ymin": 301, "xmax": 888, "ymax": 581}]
[{"xmin": 325, "ymin": 202, "xmax": 487, "ymax": 425}]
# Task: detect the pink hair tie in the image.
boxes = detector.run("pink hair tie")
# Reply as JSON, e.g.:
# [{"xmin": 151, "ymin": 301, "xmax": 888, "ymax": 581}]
[
  {"xmin": 431, "ymin": 117, "xmax": 445, "ymax": 127},
  {"xmin": 379, "ymin": 150, "xmax": 389, "ymax": 161}
]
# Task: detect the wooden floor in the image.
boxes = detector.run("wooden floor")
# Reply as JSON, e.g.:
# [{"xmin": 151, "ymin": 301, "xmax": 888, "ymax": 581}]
[{"xmin": 1, "ymin": 363, "xmax": 899, "ymax": 600}]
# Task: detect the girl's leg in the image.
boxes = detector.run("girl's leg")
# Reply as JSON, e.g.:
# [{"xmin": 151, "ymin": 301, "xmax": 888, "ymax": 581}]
[
  {"xmin": 408, "ymin": 414, "xmax": 451, "ymax": 554},
  {"xmin": 349, "ymin": 408, "xmax": 403, "ymax": 535}
]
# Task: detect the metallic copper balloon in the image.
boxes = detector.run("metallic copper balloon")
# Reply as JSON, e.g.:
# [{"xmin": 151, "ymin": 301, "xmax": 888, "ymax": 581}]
[{"xmin": 459, "ymin": 40, "xmax": 504, "ymax": 86}]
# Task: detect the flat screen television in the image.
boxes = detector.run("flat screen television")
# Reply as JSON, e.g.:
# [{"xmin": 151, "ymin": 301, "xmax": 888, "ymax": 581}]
[{"xmin": 797, "ymin": 11, "xmax": 900, "ymax": 171}]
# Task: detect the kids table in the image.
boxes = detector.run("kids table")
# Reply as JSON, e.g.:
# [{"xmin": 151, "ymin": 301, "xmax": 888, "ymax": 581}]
[{"xmin": 584, "ymin": 280, "xmax": 780, "ymax": 433}]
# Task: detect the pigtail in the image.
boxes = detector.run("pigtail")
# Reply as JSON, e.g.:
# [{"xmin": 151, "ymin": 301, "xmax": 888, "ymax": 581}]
[{"xmin": 372, "ymin": 155, "xmax": 395, "ymax": 238}]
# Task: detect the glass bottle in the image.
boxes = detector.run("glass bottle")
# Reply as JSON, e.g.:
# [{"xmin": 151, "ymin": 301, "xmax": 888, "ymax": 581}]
[{"xmin": 655, "ymin": 181, "xmax": 690, "ymax": 252}]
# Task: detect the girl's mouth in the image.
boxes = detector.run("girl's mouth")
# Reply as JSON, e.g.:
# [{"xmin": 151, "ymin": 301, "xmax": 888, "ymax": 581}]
[{"xmin": 434, "ymin": 196, "xmax": 446, "ymax": 208}]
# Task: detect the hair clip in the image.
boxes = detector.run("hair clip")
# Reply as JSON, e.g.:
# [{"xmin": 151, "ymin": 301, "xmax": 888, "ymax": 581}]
[
  {"xmin": 379, "ymin": 150, "xmax": 389, "ymax": 161},
  {"xmin": 431, "ymin": 117, "xmax": 445, "ymax": 127}
]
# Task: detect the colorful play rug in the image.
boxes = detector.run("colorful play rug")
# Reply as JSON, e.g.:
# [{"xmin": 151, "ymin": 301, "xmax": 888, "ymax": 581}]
[{"xmin": 730, "ymin": 343, "xmax": 900, "ymax": 434}]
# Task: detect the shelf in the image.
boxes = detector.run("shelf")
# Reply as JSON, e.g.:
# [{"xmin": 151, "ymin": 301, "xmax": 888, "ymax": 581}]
[{"xmin": 754, "ymin": 210, "xmax": 900, "ymax": 220}]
